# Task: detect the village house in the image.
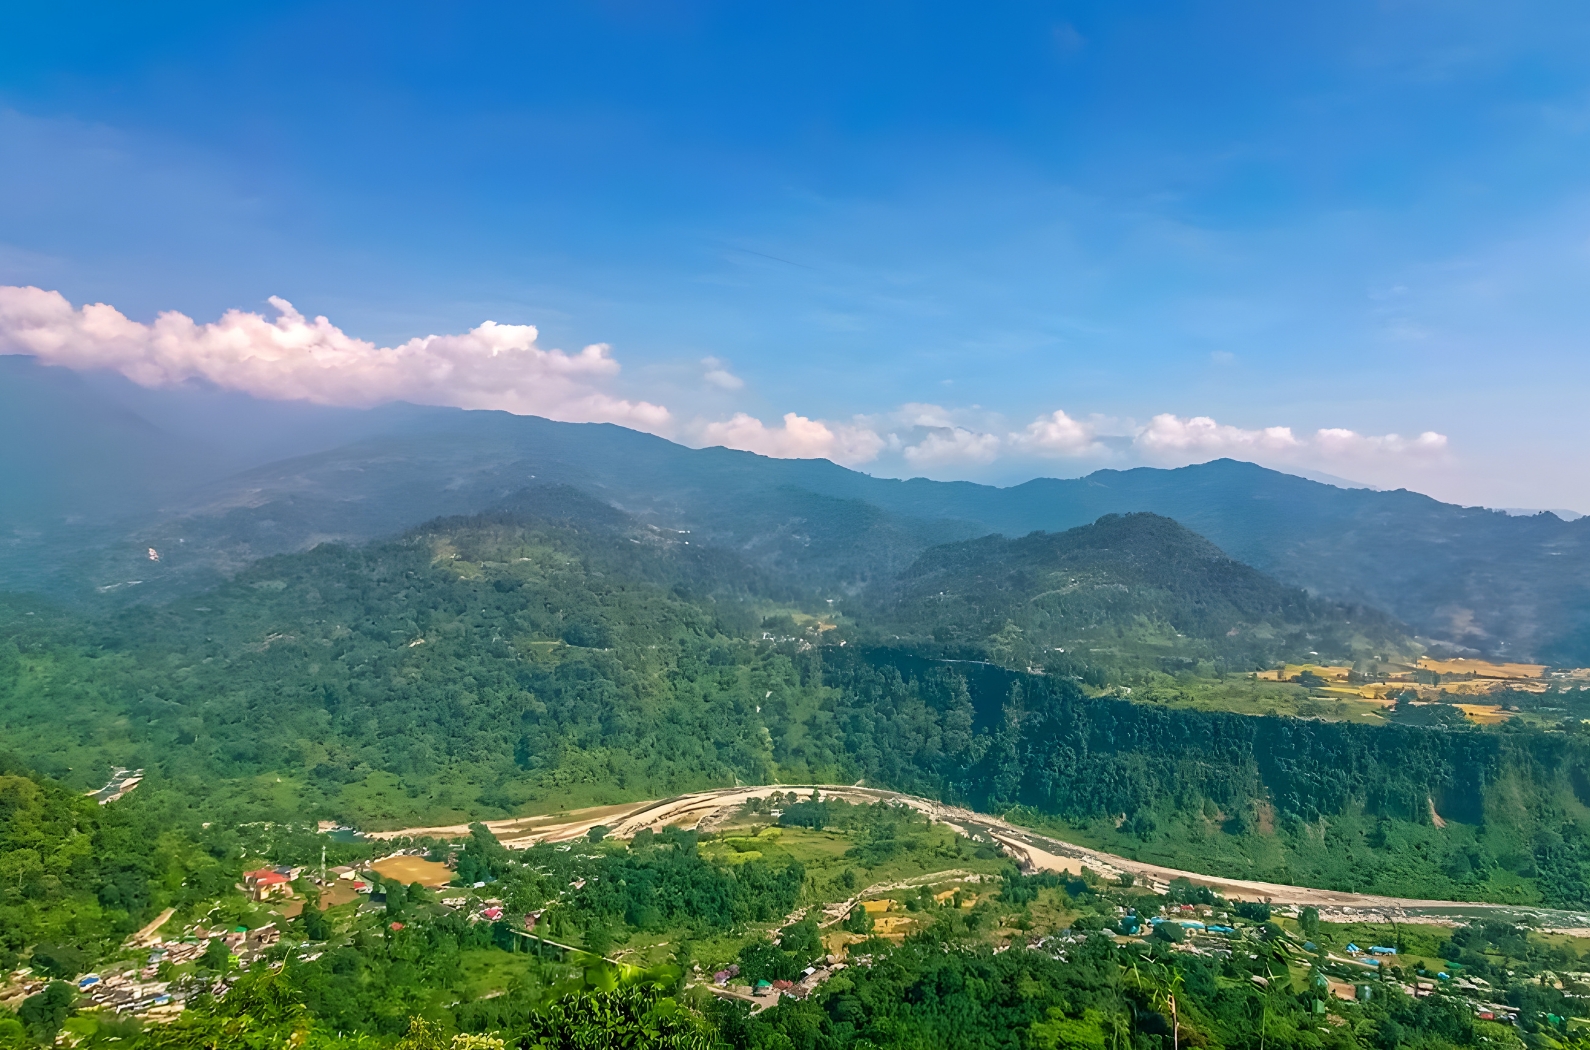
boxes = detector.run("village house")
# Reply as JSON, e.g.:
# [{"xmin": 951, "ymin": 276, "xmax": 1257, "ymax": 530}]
[{"xmin": 243, "ymin": 869, "xmax": 292, "ymax": 901}]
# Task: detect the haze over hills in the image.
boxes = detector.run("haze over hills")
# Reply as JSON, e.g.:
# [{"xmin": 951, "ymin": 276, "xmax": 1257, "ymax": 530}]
[{"xmin": 4, "ymin": 359, "xmax": 1590, "ymax": 661}]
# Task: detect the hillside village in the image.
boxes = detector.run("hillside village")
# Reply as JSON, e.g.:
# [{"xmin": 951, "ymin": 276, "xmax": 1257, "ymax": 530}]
[{"xmin": 9, "ymin": 793, "xmax": 1590, "ymax": 1038}]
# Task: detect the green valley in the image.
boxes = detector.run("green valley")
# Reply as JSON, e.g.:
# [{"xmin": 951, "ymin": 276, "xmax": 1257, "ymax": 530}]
[{"xmin": 7, "ymin": 488, "xmax": 1590, "ymax": 1049}]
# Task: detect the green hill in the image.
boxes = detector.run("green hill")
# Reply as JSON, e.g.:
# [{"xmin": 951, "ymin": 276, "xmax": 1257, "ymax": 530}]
[
  {"xmin": 864, "ymin": 512, "xmax": 1409, "ymax": 674},
  {"xmin": 3, "ymin": 490, "xmax": 1589, "ymax": 913},
  {"xmin": 0, "ymin": 489, "xmax": 824, "ymax": 825}
]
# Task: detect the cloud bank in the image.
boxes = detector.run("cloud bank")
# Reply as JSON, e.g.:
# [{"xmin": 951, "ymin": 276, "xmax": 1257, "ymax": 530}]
[
  {"xmin": 0, "ymin": 286, "xmax": 1450, "ymax": 479},
  {"xmin": 1132, "ymin": 413, "xmax": 1448, "ymax": 463},
  {"xmin": 697, "ymin": 412, "xmax": 885, "ymax": 465},
  {"xmin": 0, "ymin": 285, "xmax": 669, "ymax": 428},
  {"xmin": 1011, "ymin": 409, "xmax": 1103, "ymax": 457},
  {"xmin": 692, "ymin": 403, "xmax": 1446, "ymax": 476}
]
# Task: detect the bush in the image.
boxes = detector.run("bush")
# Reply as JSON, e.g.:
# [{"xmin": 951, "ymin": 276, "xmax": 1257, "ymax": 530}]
[
  {"xmin": 1153, "ymin": 922, "xmax": 1186, "ymax": 943},
  {"xmin": 201, "ymin": 937, "xmax": 230, "ymax": 972},
  {"xmin": 777, "ymin": 916, "xmax": 822, "ymax": 962},
  {"xmin": 1234, "ymin": 901, "xmax": 1272, "ymax": 922},
  {"xmin": 27, "ymin": 943, "xmax": 88, "ymax": 980},
  {"xmin": 778, "ymin": 796, "xmax": 830, "ymax": 830},
  {"xmin": 1300, "ymin": 906, "xmax": 1320, "ymax": 939},
  {"xmin": 18, "ymin": 982, "xmax": 75, "ymax": 1039},
  {"xmin": 737, "ymin": 940, "xmax": 800, "ymax": 984}
]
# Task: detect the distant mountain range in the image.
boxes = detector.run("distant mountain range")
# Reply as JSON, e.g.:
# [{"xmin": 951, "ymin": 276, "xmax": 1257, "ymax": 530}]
[{"xmin": 4, "ymin": 354, "xmax": 1589, "ymax": 662}]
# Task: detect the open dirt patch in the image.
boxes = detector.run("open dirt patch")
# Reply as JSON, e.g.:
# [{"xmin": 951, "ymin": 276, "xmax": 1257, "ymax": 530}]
[{"xmin": 371, "ymin": 855, "xmax": 455, "ymax": 887}]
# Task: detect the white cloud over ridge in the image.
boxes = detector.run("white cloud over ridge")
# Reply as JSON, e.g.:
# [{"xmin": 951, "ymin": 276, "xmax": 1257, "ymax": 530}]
[
  {"xmin": 1011, "ymin": 409, "xmax": 1101, "ymax": 457},
  {"xmin": 1134, "ymin": 413, "xmax": 1448, "ymax": 463},
  {"xmin": 0, "ymin": 286, "xmax": 1450, "ymax": 479},
  {"xmin": 881, "ymin": 408, "xmax": 1448, "ymax": 472},
  {"xmin": 902, "ymin": 426, "xmax": 1002, "ymax": 466},
  {"xmin": 696, "ymin": 412, "xmax": 886, "ymax": 466},
  {"xmin": 0, "ymin": 285, "xmax": 670, "ymax": 428}
]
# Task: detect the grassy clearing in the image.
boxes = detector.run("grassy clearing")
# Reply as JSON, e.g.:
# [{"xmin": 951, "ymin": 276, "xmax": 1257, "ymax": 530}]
[
  {"xmin": 454, "ymin": 947, "xmax": 550, "ymax": 999},
  {"xmin": 1121, "ymin": 675, "xmax": 1392, "ymax": 723},
  {"xmin": 593, "ymin": 815, "xmax": 1019, "ymax": 974}
]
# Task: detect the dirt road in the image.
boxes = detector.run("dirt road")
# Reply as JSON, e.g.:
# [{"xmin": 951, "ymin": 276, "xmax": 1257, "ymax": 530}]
[
  {"xmin": 370, "ymin": 784, "xmax": 1590, "ymax": 930},
  {"xmin": 127, "ymin": 906, "xmax": 176, "ymax": 947}
]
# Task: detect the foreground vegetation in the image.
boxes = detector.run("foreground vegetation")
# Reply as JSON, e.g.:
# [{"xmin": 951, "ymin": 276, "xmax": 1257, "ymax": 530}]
[
  {"xmin": 11, "ymin": 495, "xmax": 1590, "ymax": 1046},
  {"xmin": 7, "ymin": 758, "xmax": 1590, "ymax": 1050}
]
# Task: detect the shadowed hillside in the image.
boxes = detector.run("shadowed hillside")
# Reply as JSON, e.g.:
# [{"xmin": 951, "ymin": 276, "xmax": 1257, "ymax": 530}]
[{"xmin": 863, "ymin": 512, "xmax": 1410, "ymax": 674}]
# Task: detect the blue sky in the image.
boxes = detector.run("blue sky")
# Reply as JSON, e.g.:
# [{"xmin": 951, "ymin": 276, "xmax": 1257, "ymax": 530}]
[{"xmin": 2, "ymin": 1, "xmax": 1589, "ymax": 508}]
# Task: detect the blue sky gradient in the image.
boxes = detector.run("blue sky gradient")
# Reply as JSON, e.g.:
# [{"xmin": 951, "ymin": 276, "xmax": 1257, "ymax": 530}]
[{"xmin": 2, "ymin": 2, "xmax": 1589, "ymax": 507}]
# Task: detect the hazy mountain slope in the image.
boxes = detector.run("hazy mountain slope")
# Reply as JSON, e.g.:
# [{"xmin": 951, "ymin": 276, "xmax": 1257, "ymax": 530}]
[
  {"xmin": 28, "ymin": 412, "xmax": 982, "ymax": 603},
  {"xmin": 841, "ymin": 460, "xmax": 1590, "ymax": 661},
  {"xmin": 124, "ymin": 414, "xmax": 1590, "ymax": 661},
  {"xmin": 0, "ymin": 358, "xmax": 1586, "ymax": 660},
  {"xmin": 0, "ymin": 357, "xmax": 437, "ymax": 531},
  {"xmin": 863, "ymin": 512, "xmax": 1410, "ymax": 673},
  {"xmin": 0, "ymin": 357, "xmax": 220, "ymax": 528}
]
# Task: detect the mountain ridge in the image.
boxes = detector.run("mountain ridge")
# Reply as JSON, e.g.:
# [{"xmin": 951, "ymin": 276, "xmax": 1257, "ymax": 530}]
[{"xmin": 0, "ymin": 366, "xmax": 1586, "ymax": 659}]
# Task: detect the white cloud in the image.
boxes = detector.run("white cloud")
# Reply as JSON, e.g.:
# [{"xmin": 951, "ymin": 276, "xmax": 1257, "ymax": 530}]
[
  {"xmin": 1133, "ymin": 413, "xmax": 1447, "ymax": 463},
  {"xmin": 1313, "ymin": 427, "xmax": 1448, "ymax": 458},
  {"xmin": 1010, "ymin": 409, "xmax": 1101, "ymax": 457},
  {"xmin": 696, "ymin": 412, "xmax": 885, "ymax": 466},
  {"xmin": 1135, "ymin": 414, "xmax": 1302, "ymax": 456},
  {"xmin": 900, "ymin": 402, "xmax": 959, "ymax": 428},
  {"xmin": 701, "ymin": 356, "xmax": 744, "ymax": 390},
  {"xmin": 0, "ymin": 285, "xmax": 670, "ymax": 429},
  {"xmin": 903, "ymin": 427, "xmax": 1003, "ymax": 466},
  {"xmin": 0, "ymin": 285, "xmax": 1453, "ymax": 480}
]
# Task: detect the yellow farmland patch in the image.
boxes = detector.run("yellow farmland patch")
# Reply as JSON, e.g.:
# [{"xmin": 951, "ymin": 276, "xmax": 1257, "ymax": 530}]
[
  {"xmin": 1417, "ymin": 657, "xmax": 1545, "ymax": 680},
  {"xmin": 1453, "ymin": 704, "xmax": 1511, "ymax": 725}
]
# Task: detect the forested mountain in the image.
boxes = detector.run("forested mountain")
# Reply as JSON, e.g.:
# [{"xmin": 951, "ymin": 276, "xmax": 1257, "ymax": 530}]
[
  {"xmin": 863, "ymin": 512, "xmax": 1408, "ymax": 674},
  {"xmin": 830, "ymin": 651, "xmax": 1590, "ymax": 908},
  {"xmin": 6, "ymin": 489, "xmax": 1589, "ymax": 910},
  {"xmin": 1, "ymin": 363, "xmax": 1586, "ymax": 660},
  {"xmin": 12, "ymin": 479, "xmax": 1590, "ymax": 1050},
  {"xmin": 1, "ymin": 490, "xmax": 820, "ymax": 824}
]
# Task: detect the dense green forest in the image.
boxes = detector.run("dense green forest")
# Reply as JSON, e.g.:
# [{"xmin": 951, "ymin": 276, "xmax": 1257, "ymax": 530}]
[
  {"xmin": 863, "ymin": 512, "xmax": 1410, "ymax": 674},
  {"xmin": 824, "ymin": 652, "xmax": 1590, "ymax": 907},
  {"xmin": 1, "ymin": 498, "xmax": 1402, "ymax": 821},
  {"xmin": 3, "ymin": 497, "xmax": 1590, "ymax": 914},
  {"xmin": 15, "ymin": 486, "xmax": 1590, "ymax": 1050},
  {"xmin": 0, "ymin": 752, "xmax": 216, "ymax": 974},
  {"xmin": 0, "ymin": 491, "xmax": 822, "ymax": 823}
]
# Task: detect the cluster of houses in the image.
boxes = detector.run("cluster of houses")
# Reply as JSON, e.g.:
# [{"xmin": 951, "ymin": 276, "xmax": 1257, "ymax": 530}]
[
  {"xmin": 32, "ymin": 923, "xmax": 287, "ymax": 1019},
  {"xmin": 1122, "ymin": 902, "xmax": 1533, "ymax": 1025},
  {"xmin": 707, "ymin": 962, "xmax": 846, "ymax": 1011}
]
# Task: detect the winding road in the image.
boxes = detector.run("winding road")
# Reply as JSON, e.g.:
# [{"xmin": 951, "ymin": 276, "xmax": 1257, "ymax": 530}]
[{"xmin": 368, "ymin": 785, "xmax": 1590, "ymax": 933}]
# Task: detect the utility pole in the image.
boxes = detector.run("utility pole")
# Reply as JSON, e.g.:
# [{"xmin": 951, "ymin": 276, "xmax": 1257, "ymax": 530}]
[{"xmin": 321, "ymin": 844, "xmax": 327, "ymax": 884}]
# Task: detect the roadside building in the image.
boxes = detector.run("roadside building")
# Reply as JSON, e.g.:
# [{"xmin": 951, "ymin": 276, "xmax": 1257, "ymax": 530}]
[{"xmin": 243, "ymin": 869, "xmax": 292, "ymax": 901}]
